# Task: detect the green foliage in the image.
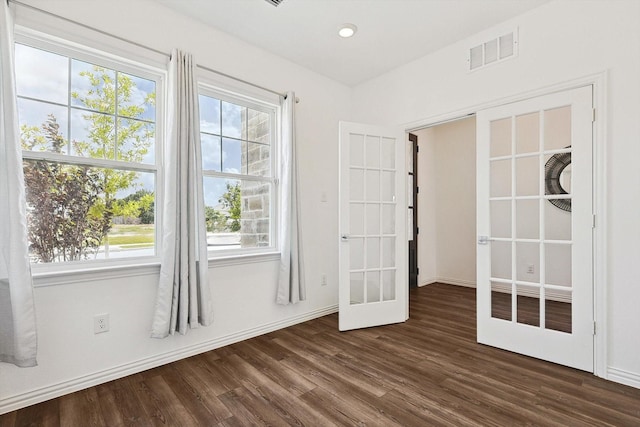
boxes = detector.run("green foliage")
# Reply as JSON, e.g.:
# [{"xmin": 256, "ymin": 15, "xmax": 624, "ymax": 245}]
[
  {"xmin": 205, "ymin": 183, "xmax": 242, "ymax": 233},
  {"xmin": 22, "ymin": 116, "xmax": 112, "ymax": 262}
]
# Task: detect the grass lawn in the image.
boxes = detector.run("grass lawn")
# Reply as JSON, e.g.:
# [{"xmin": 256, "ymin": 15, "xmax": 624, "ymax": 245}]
[{"xmin": 105, "ymin": 224, "xmax": 155, "ymax": 247}]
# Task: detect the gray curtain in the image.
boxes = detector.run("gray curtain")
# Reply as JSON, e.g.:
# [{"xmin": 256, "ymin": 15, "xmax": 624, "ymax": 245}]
[
  {"xmin": 276, "ymin": 92, "xmax": 306, "ymax": 304},
  {"xmin": 0, "ymin": 0, "xmax": 38, "ymax": 366},
  {"xmin": 151, "ymin": 49, "xmax": 213, "ymax": 337}
]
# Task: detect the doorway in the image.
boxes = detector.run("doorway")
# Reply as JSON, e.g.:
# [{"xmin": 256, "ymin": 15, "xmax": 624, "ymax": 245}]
[
  {"xmin": 412, "ymin": 117, "xmax": 477, "ymax": 288},
  {"xmin": 411, "ymin": 85, "xmax": 595, "ymax": 372}
]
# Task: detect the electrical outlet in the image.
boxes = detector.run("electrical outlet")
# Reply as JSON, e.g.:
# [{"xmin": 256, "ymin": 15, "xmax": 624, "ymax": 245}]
[
  {"xmin": 94, "ymin": 313, "xmax": 109, "ymax": 334},
  {"xmin": 321, "ymin": 274, "xmax": 327, "ymax": 286}
]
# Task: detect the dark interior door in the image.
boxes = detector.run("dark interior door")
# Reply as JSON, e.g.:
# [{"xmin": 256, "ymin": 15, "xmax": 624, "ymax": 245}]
[{"xmin": 408, "ymin": 133, "xmax": 418, "ymax": 288}]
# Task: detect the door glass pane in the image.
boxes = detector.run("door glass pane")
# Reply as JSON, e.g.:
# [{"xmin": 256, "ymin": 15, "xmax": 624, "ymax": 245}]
[
  {"xmin": 516, "ymin": 242, "xmax": 539, "ymax": 283},
  {"xmin": 490, "ymin": 118, "xmax": 511, "ymax": 157},
  {"xmin": 349, "ymin": 237, "xmax": 364, "ymax": 270},
  {"xmin": 366, "ymin": 135, "xmax": 380, "ymax": 168},
  {"xmin": 545, "ymin": 244, "xmax": 572, "ymax": 286},
  {"xmin": 516, "ymin": 156, "xmax": 539, "ymax": 196},
  {"xmin": 545, "ymin": 152, "xmax": 572, "ymax": 197},
  {"xmin": 350, "ymin": 203, "xmax": 364, "ymax": 236},
  {"xmin": 544, "ymin": 106, "xmax": 571, "ymax": 151},
  {"xmin": 350, "ymin": 134, "xmax": 364, "ymax": 167},
  {"xmin": 367, "ymin": 271, "xmax": 381, "ymax": 303},
  {"xmin": 366, "ymin": 238, "xmax": 380, "ymax": 268},
  {"xmin": 350, "ymin": 169, "xmax": 364, "ymax": 201},
  {"xmin": 491, "ymin": 241, "xmax": 511, "ymax": 280},
  {"xmin": 516, "ymin": 284, "xmax": 540, "ymax": 327},
  {"xmin": 490, "ymin": 159, "xmax": 511, "ymax": 197},
  {"xmin": 516, "ymin": 112, "xmax": 540, "ymax": 154},
  {"xmin": 350, "ymin": 272, "xmax": 364, "ymax": 305},
  {"xmin": 366, "ymin": 204, "xmax": 380, "ymax": 236},
  {"xmin": 382, "ymin": 205, "xmax": 395, "ymax": 234},
  {"xmin": 545, "ymin": 289, "xmax": 572, "ymax": 333},
  {"xmin": 381, "ymin": 171, "xmax": 395, "ymax": 202},
  {"xmin": 382, "ymin": 270, "xmax": 396, "ymax": 301},
  {"xmin": 516, "ymin": 199, "xmax": 539, "ymax": 239},
  {"xmin": 491, "ymin": 281, "xmax": 512, "ymax": 321},
  {"xmin": 382, "ymin": 237, "xmax": 395, "ymax": 268},
  {"xmin": 545, "ymin": 200, "xmax": 571, "ymax": 241},
  {"xmin": 381, "ymin": 137, "xmax": 395, "ymax": 169},
  {"xmin": 366, "ymin": 170, "xmax": 380, "ymax": 201},
  {"xmin": 491, "ymin": 200, "xmax": 511, "ymax": 238}
]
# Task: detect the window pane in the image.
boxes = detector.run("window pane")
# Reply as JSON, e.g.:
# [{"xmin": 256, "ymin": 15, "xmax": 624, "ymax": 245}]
[
  {"xmin": 247, "ymin": 142, "xmax": 270, "ymax": 177},
  {"xmin": 247, "ymin": 109, "xmax": 269, "ymax": 143},
  {"xmin": 203, "ymin": 177, "xmax": 271, "ymax": 250},
  {"xmin": 23, "ymin": 161, "xmax": 155, "ymax": 263},
  {"xmin": 199, "ymin": 95, "xmax": 221, "ymax": 135},
  {"xmin": 70, "ymin": 108, "xmax": 115, "ymax": 159},
  {"xmin": 18, "ymin": 99, "xmax": 69, "ymax": 154},
  {"xmin": 71, "ymin": 60, "xmax": 115, "ymax": 114},
  {"xmin": 118, "ymin": 72, "xmax": 156, "ymax": 121},
  {"xmin": 222, "ymin": 137, "xmax": 243, "ymax": 174},
  {"xmin": 221, "ymin": 101, "xmax": 245, "ymax": 139},
  {"xmin": 117, "ymin": 118, "xmax": 155, "ymax": 164},
  {"xmin": 15, "ymin": 44, "xmax": 68, "ymax": 105},
  {"xmin": 201, "ymin": 134, "xmax": 222, "ymax": 171}
]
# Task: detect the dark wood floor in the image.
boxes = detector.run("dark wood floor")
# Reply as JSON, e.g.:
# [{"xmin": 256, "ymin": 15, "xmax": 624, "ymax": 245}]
[{"xmin": 2, "ymin": 283, "xmax": 639, "ymax": 426}]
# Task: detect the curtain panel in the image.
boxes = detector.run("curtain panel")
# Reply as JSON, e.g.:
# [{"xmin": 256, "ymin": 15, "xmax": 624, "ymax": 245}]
[
  {"xmin": 0, "ymin": 0, "xmax": 38, "ymax": 367},
  {"xmin": 276, "ymin": 92, "xmax": 306, "ymax": 304},
  {"xmin": 151, "ymin": 49, "xmax": 213, "ymax": 338}
]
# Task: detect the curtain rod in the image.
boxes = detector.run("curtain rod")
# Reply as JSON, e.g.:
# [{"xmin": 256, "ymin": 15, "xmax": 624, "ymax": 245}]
[{"xmin": 8, "ymin": 0, "xmax": 294, "ymax": 101}]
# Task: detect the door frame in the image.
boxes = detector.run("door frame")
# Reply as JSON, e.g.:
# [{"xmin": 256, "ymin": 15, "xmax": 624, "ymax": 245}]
[
  {"xmin": 403, "ymin": 72, "xmax": 608, "ymax": 378},
  {"xmin": 408, "ymin": 133, "xmax": 419, "ymax": 288}
]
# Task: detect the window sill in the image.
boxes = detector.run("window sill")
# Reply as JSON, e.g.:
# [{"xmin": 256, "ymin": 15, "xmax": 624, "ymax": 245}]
[
  {"xmin": 30, "ymin": 252, "xmax": 281, "ymax": 287},
  {"xmin": 32, "ymin": 261, "xmax": 161, "ymax": 288},
  {"xmin": 208, "ymin": 251, "xmax": 281, "ymax": 268}
]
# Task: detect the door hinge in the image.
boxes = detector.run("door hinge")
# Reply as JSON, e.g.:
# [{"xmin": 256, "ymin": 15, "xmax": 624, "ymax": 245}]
[
  {"xmin": 416, "ymin": 145, "xmax": 420, "ymax": 153},
  {"xmin": 416, "ymin": 186, "xmax": 419, "ymax": 194},
  {"xmin": 592, "ymin": 108, "xmax": 596, "ymax": 122},
  {"xmin": 416, "ymin": 227, "xmax": 419, "ymax": 235},
  {"xmin": 417, "ymin": 267, "xmax": 420, "ymax": 275},
  {"xmin": 593, "ymin": 214, "xmax": 596, "ymax": 228},
  {"xmin": 593, "ymin": 321, "xmax": 597, "ymax": 335}
]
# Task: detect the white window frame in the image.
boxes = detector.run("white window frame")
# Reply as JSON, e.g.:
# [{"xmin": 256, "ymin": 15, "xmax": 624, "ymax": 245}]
[
  {"xmin": 198, "ymin": 80, "xmax": 280, "ymax": 260},
  {"xmin": 14, "ymin": 28, "xmax": 166, "ymax": 276}
]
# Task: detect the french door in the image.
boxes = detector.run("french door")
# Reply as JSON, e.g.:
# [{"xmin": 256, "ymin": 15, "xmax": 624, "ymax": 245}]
[
  {"xmin": 338, "ymin": 122, "xmax": 407, "ymax": 331},
  {"xmin": 476, "ymin": 86, "xmax": 594, "ymax": 371}
]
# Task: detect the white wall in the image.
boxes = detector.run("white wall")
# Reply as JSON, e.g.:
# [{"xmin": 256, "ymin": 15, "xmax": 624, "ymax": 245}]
[
  {"xmin": 414, "ymin": 118, "xmax": 476, "ymax": 288},
  {"xmin": 0, "ymin": 0, "xmax": 351, "ymax": 413},
  {"xmin": 353, "ymin": 0, "xmax": 640, "ymax": 387}
]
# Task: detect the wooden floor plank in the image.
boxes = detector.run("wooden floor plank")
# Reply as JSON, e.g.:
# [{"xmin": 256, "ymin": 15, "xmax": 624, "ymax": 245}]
[{"xmin": 2, "ymin": 283, "xmax": 639, "ymax": 426}]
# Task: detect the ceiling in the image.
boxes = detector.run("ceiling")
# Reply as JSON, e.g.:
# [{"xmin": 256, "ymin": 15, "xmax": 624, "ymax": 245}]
[{"xmin": 155, "ymin": 0, "xmax": 550, "ymax": 87}]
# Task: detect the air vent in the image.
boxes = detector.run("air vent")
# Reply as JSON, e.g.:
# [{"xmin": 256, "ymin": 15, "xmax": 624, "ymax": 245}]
[
  {"xmin": 469, "ymin": 29, "xmax": 518, "ymax": 71},
  {"xmin": 264, "ymin": 0, "xmax": 285, "ymax": 6}
]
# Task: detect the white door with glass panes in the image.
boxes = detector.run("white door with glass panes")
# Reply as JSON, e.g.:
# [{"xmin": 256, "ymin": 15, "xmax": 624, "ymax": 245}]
[
  {"xmin": 339, "ymin": 122, "xmax": 407, "ymax": 331},
  {"xmin": 476, "ymin": 86, "xmax": 594, "ymax": 371}
]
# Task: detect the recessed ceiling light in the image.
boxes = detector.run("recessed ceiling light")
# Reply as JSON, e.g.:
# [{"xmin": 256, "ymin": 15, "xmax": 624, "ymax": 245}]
[{"xmin": 338, "ymin": 24, "xmax": 357, "ymax": 38}]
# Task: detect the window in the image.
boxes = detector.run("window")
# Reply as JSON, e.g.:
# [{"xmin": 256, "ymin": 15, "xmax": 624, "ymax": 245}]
[
  {"xmin": 15, "ymin": 39, "xmax": 161, "ymax": 265},
  {"xmin": 198, "ymin": 88, "xmax": 277, "ymax": 255}
]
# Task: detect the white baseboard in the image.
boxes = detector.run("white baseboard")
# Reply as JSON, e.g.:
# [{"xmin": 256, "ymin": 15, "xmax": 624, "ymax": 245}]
[
  {"xmin": 491, "ymin": 282, "xmax": 571, "ymax": 303},
  {"xmin": 0, "ymin": 304, "xmax": 338, "ymax": 415},
  {"xmin": 607, "ymin": 367, "xmax": 640, "ymax": 390},
  {"xmin": 420, "ymin": 277, "xmax": 476, "ymax": 288}
]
